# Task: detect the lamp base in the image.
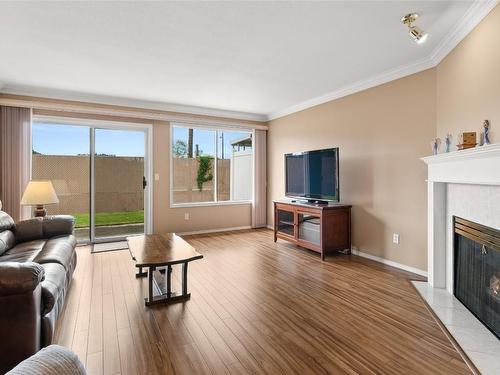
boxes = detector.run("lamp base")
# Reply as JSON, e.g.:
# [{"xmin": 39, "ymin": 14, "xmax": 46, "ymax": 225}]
[{"xmin": 34, "ymin": 205, "xmax": 47, "ymax": 218}]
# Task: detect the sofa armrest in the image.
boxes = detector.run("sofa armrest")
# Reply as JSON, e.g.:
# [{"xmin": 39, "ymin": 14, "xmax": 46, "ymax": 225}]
[
  {"xmin": 43, "ymin": 215, "xmax": 75, "ymax": 238},
  {"xmin": 0, "ymin": 262, "xmax": 45, "ymax": 373},
  {"xmin": 0, "ymin": 262, "xmax": 45, "ymax": 296}
]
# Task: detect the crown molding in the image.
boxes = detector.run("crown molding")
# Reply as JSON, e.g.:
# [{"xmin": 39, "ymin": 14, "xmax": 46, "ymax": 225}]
[
  {"xmin": 268, "ymin": 0, "xmax": 498, "ymax": 121},
  {"xmin": 0, "ymin": 84, "xmax": 267, "ymax": 123},
  {"xmin": 267, "ymin": 57, "xmax": 435, "ymax": 121},
  {"xmin": 430, "ymin": 0, "xmax": 499, "ymax": 65}
]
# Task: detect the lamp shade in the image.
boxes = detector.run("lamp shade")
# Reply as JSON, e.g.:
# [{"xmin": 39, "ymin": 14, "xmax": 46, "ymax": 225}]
[{"xmin": 21, "ymin": 181, "xmax": 59, "ymax": 205}]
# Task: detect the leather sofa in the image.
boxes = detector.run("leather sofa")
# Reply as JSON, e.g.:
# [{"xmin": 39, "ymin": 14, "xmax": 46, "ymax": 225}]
[{"xmin": 0, "ymin": 211, "xmax": 77, "ymax": 374}]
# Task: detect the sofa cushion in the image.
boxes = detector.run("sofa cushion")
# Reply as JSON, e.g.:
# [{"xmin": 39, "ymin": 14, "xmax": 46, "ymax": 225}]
[
  {"xmin": 0, "ymin": 240, "xmax": 46, "ymax": 263},
  {"xmin": 0, "ymin": 230, "xmax": 15, "ymax": 256},
  {"xmin": 40, "ymin": 263, "xmax": 66, "ymax": 316},
  {"xmin": 0, "ymin": 211, "xmax": 15, "ymax": 231},
  {"xmin": 33, "ymin": 235, "xmax": 76, "ymax": 270},
  {"xmin": 14, "ymin": 218, "xmax": 44, "ymax": 243}
]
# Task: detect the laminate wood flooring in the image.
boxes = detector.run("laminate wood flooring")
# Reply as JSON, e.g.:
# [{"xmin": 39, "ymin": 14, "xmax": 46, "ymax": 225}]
[{"xmin": 54, "ymin": 229, "xmax": 471, "ymax": 374}]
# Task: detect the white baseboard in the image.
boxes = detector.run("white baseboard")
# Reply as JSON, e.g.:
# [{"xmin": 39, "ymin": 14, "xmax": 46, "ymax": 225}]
[
  {"xmin": 266, "ymin": 224, "xmax": 274, "ymax": 230},
  {"xmin": 176, "ymin": 225, "xmax": 252, "ymax": 236},
  {"xmin": 351, "ymin": 248, "xmax": 428, "ymax": 277}
]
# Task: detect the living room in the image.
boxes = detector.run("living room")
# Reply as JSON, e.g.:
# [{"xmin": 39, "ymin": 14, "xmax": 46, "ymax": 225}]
[{"xmin": 0, "ymin": 1, "xmax": 499, "ymax": 374}]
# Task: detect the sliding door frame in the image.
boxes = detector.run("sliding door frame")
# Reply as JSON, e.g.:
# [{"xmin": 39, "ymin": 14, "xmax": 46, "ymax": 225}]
[{"xmin": 32, "ymin": 115, "xmax": 153, "ymax": 243}]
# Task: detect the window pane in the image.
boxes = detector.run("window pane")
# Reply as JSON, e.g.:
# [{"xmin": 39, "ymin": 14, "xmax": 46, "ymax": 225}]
[
  {"xmin": 32, "ymin": 123, "xmax": 90, "ymax": 242},
  {"xmin": 217, "ymin": 130, "xmax": 253, "ymax": 202},
  {"xmin": 172, "ymin": 127, "xmax": 216, "ymax": 204}
]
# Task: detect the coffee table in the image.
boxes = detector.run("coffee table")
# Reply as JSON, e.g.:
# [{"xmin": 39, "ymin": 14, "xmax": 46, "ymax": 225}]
[{"xmin": 127, "ymin": 233, "xmax": 203, "ymax": 306}]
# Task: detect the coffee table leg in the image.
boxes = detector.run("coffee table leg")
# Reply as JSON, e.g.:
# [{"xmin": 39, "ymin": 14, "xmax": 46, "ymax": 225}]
[
  {"xmin": 148, "ymin": 266, "xmax": 155, "ymax": 304},
  {"xmin": 166, "ymin": 265, "xmax": 172, "ymax": 298},
  {"xmin": 182, "ymin": 262, "xmax": 188, "ymax": 296}
]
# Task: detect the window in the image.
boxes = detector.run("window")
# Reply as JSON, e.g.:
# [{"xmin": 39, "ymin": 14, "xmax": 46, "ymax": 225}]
[{"xmin": 171, "ymin": 125, "xmax": 253, "ymax": 205}]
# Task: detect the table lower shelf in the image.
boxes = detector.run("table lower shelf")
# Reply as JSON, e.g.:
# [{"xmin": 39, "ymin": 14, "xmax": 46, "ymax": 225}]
[{"xmin": 136, "ymin": 263, "xmax": 190, "ymax": 306}]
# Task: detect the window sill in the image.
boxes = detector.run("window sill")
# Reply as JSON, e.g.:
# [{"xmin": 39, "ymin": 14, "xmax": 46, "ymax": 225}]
[{"xmin": 170, "ymin": 200, "xmax": 252, "ymax": 209}]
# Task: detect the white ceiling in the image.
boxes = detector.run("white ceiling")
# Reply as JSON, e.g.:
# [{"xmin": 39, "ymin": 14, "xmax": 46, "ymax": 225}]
[{"xmin": 0, "ymin": 1, "xmax": 494, "ymax": 120}]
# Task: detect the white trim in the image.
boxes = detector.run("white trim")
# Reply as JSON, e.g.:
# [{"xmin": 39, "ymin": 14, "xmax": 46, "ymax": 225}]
[
  {"xmin": 268, "ymin": 57, "xmax": 435, "ymax": 120},
  {"xmin": 351, "ymin": 248, "xmax": 428, "ymax": 277},
  {"xmin": 0, "ymin": 85, "xmax": 267, "ymax": 122},
  {"xmin": 176, "ymin": 225, "xmax": 252, "ymax": 236},
  {"xmin": 171, "ymin": 200, "xmax": 252, "ymax": 208},
  {"xmin": 268, "ymin": 0, "xmax": 498, "ymax": 121},
  {"xmin": 430, "ymin": 0, "xmax": 499, "ymax": 65}
]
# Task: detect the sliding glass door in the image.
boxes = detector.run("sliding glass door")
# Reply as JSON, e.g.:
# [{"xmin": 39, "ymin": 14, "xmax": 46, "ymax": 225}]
[
  {"xmin": 32, "ymin": 118, "xmax": 150, "ymax": 243},
  {"xmin": 93, "ymin": 128, "xmax": 145, "ymax": 240}
]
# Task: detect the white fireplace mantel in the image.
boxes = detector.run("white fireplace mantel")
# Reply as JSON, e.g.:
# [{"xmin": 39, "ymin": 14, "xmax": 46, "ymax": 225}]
[
  {"xmin": 421, "ymin": 143, "xmax": 500, "ymax": 289},
  {"xmin": 420, "ymin": 144, "xmax": 500, "ymax": 373}
]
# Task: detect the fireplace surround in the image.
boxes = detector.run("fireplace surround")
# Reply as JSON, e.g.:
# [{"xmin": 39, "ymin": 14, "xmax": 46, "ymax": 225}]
[
  {"xmin": 421, "ymin": 144, "xmax": 500, "ymax": 373},
  {"xmin": 421, "ymin": 144, "xmax": 500, "ymax": 292}
]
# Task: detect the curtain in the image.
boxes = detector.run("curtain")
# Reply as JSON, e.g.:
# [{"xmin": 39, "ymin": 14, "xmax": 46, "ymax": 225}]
[
  {"xmin": 252, "ymin": 129, "xmax": 267, "ymax": 228},
  {"xmin": 0, "ymin": 106, "xmax": 32, "ymax": 221}
]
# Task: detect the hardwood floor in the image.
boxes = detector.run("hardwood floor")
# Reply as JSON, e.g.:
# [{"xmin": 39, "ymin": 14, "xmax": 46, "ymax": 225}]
[{"xmin": 54, "ymin": 229, "xmax": 471, "ymax": 374}]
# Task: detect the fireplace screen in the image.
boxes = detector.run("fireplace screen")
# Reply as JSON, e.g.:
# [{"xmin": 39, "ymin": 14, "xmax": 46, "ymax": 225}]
[{"xmin": 454, "ymin": 216, "xmax": 500, "ymax": 339}]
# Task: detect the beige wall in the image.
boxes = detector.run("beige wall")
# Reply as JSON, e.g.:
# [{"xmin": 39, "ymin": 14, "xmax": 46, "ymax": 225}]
[
  {"xmin": 268, "ymin": 69, "xmax": 436, "ymax": 271},
  {"xmin": 437, "ymin": 4, "xmax": 500, "ymax": 142}
]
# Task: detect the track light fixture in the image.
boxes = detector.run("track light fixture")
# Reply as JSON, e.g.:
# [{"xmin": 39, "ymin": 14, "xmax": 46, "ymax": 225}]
[{"xmin": 401, "ymin": 13, "xmax": 428, "ymax": 44}]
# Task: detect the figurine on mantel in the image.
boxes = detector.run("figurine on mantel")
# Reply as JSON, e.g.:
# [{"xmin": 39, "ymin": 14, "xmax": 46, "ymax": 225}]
[
  {"xmin": 483, "ymin": 120, "xmax": 491, "ymax": 145},
  {"xmin": 445, "ymin": 133, "xmax": 452, "ymax": 153},
  {"xmin": 431, "ymin": 137, "xmax": 441, "ymax": 155}
]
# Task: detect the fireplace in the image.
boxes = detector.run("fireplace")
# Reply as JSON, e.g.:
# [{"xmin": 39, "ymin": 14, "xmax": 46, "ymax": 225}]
[{"xmin": 454, "ymin": 216, "xmax": 500, "ymax": 339}]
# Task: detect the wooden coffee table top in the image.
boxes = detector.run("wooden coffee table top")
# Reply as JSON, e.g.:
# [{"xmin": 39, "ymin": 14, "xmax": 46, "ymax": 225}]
[{"xmin": 127, "ymin": 233, "xmax": 203, "ymax": 267}]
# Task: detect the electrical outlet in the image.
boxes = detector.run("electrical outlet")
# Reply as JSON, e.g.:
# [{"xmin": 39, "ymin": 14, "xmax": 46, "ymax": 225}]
[
  {"xmin": 154, "ymin": 173, "xmax": 160, "ymax": 181},
  {"xmin": 393, "ymin": 233, "xmax": 400, "ymax": 244},
  {"xmin": 184, "ymin": 213, "xmax": 190, "ymax": 221}
]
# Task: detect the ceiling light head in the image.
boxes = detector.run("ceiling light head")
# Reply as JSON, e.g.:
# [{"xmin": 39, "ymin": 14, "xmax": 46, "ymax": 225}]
[
  {"xmin": 409, "ymin": 26, "xmax": 428, "ymax": 44},
  {"xmin": 401, "ymin": 13, "xmax": 428, "ymax": 44}
]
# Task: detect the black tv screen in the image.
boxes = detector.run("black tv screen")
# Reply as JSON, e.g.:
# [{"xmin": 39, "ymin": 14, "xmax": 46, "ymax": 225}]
[{"xmin": 285, "ymin": 148, "xmax": 339, "ymax": 202}]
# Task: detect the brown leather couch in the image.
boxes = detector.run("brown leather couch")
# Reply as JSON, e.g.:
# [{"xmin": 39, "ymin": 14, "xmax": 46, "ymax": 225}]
[{"xmin": 0, "ymin": 211, "xmax": 77, "ymax": 374}]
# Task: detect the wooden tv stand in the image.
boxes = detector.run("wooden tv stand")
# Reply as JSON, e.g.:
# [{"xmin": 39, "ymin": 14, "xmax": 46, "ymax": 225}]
[{"xmin": 273, "ymin": 200, "xmax": 351, "ymax": 261}]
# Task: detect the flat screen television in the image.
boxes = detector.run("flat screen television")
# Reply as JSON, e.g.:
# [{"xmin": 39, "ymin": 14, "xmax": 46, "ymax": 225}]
[{"xmin": 285, "ymin": 148, "xmax": 339, "ymax": 203}]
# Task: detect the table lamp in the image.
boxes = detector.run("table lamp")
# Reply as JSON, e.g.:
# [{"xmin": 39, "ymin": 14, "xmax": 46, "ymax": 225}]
[{"xmin": 21, "ymin": 180, "xmax": 59, "ymax": 217}]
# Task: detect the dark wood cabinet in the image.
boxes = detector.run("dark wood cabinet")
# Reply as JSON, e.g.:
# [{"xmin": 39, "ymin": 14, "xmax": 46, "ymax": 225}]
[{"xmin": 273, "ymin": 200, "xmax": 351, "ymax": 261}]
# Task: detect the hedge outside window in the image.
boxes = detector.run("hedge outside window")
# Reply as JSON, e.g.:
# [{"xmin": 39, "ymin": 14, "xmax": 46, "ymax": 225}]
[{"xmin": 171, "ymin": 126, "xmax": 253, "ymax": 205}]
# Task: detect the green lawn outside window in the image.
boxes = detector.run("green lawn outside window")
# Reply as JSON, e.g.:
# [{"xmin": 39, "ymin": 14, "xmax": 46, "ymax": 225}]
[{"xmin": 72, "ymin": 210, "xmax": 144, "ymax": 228}]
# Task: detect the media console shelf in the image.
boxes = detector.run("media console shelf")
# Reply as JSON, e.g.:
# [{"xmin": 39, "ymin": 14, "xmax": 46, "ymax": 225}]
[{"xmin": 273, "ymin": 200, "xmax": 351, "ymax": 261}]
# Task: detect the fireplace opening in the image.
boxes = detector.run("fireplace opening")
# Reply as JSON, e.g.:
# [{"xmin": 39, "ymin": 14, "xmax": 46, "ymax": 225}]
[{"xmin": 454, "ymin": 216, "xmax": 500, "ymax": 339}]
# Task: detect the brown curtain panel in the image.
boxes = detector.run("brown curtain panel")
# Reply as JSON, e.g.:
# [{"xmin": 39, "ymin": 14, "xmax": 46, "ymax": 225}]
[
  {"xmin": 0, "ymin": 106, "xmax": 32, "ymax": 221},
  {"xmin": 252, "ymin": 129, "xmax": 267, "ymax": 228}
]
